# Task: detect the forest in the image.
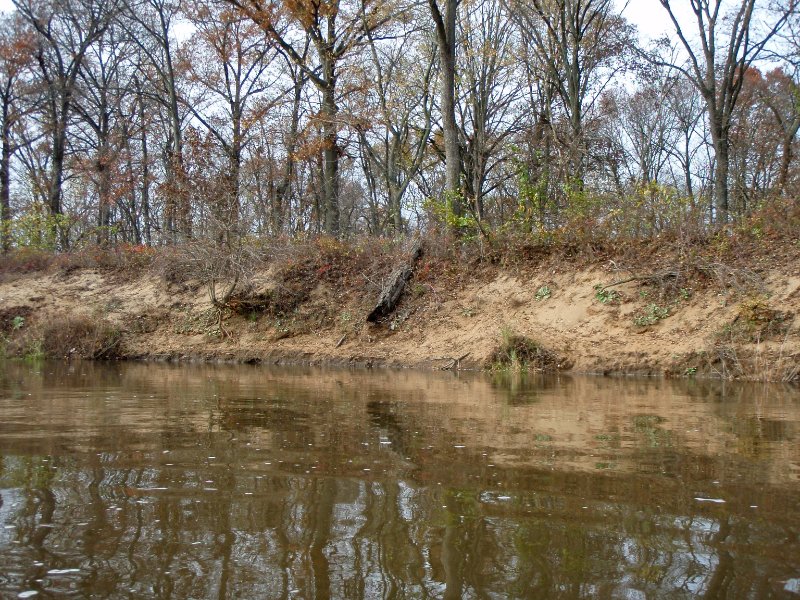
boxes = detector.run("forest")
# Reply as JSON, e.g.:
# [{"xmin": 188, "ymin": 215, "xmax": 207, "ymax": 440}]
[{"xmin": 0, "ymin": 0, "xmax": 797, "ymax": 253}]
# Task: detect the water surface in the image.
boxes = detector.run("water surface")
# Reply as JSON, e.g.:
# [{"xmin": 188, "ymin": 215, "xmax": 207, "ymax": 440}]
[{"xmin": 0, "ymin": 361, "xmax": 798, "ymax": 598}]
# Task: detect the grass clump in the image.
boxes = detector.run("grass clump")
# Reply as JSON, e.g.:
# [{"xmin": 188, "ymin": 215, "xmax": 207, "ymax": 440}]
[
  {"xmin": 489, "ymin": 328, "xmax": 561, "ymax": 371},
  {"xmin": 702, "ymin": 296, "xmax": 796, "ymax": 382},
  {"xmin": 712, "ymin": 295, "xmax": 791, "ymax": 347}
]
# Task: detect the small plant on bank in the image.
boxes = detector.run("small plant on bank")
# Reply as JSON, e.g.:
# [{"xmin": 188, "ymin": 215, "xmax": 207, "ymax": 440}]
[
  {"xmin": 594, "ymin": 284, "xmax": 621, "ymax": 305},
  {"xmin": 633, "ymin": 303, "xmax": 670, "ymax": 327},
  {"xmin": 736, "ymin": 295, "xmax": 790, "ymax": 340},
  {"xmin": 701, "ymin": 295, "xmax": 796, "ymax": 381},
  {"xmin": 535, "ymin": 285, "xmax": 551, "ymax": 301}
]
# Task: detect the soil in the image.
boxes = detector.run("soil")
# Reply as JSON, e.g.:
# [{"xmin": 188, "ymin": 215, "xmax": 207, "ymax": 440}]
[{"xmin": 1, "ymin": 239, "xmax": 798, "ymax": 381}]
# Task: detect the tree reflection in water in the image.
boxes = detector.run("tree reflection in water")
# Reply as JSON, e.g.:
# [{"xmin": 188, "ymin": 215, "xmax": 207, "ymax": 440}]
[{"xmin": 0, "ymin": 362, "xmax": 797, "ymax": 598}]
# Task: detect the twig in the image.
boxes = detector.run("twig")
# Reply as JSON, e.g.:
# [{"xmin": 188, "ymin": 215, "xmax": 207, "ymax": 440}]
[
  {"xmin": 335, "ymin": 334, "xmax": 347, "ymax": 348},
  {"xmin": 441, "ymin": 352, "xmax": 471, "ymax": 371},
  {"xmin": 597, "ymin": 271, "xmax": 678, "ymax": 292}
]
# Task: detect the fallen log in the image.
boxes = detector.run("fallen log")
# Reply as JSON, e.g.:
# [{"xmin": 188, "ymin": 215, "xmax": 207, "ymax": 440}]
[{"xmin": 366, "ymin": 238, "xmax": 424, "ymax": 323}]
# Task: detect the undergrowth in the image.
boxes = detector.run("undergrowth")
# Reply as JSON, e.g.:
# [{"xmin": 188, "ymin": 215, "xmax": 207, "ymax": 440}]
[
  {"xmin": 2, "ymin": 313, "xmax": 121, "ymax": 360},
  {"xmin": 1, "ymin": 197, "xmax": 797, "ymax": 288},
  {"xmin": 489, "ymin": 328, "xmax": 562, "ymax": 372}
]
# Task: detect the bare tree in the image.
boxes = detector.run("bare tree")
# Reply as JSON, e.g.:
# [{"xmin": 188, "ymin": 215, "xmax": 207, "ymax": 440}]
[
  {"xmin": 14, "ymin": 0, "xmax": 120, "ymax": 243},
  {"xmin": 122, "ymin": 0, "xmax": 190, "ymax": 240},
  {"xmin": 510, "ymin": 0, "xmax": 635, "ymax": 186},
  {"xmin": 458, "ymin": 0, "xmax": 526, "ymax": 223},
  {"xmin": 656, "ymin": 0, "xmax": 794, "ymax": 222},
  {"xmin": 73, "ymin": 23, "xmax": 136, "ymax": 244},
  {"xmin": 602, "ymin": 78, "xmax": 679, "ymax": 186},
  {"xmin": 663, "ymin": 76, "xmax": 707, "ymax": 200},
  {"xmin": 225, "ymin": 0, "xmax": 395, "ymax": 237},
  {"xmin": 0, "ymin": 14, "xmax": 35, "ymax": 251},
  {"xmin": 758, "ymin": 67, "xmax": 800, "ymax": 193},
  {"xmin": 181, "ymin": 2, "xmax": 281, "ymax": 242},
  {"xmin": 356, "ymin": 21, "xmax": 435, "ymax": 233}
]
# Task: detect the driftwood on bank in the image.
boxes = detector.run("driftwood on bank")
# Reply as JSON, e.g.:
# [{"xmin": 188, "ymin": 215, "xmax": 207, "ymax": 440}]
[{"xmin": 366, "ymin": 238, "xmax": 424, "ymax": 323}]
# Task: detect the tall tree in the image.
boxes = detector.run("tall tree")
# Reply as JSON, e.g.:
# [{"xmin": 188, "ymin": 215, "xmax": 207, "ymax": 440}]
[
  {"xmin": 226, "ymin": 0, "xmax": 394, "ymax": 236},
  {"xmin": 656, "ymin": 0, "xmax": 794, "ymax": 222},
  {"xmin": 458, "ymin": 0, "xmax": 525, "ymax": 222},
  {"xmin": 123, "ymin": 0, "xmax": 190, "ymax": 240},
  {"xmin": 601, "ymin": 78, "xmax": 679, "ymax": 186},
  {"xmin": 758, "ymin": 68, "xmax": 800, "ymax": 193},
  {"xmin": 510, "ymin": 0, "xmax": 634, "ymax": 186},
  {"xmin": 0, "ymin": 14, "xmax": 35, "ymax": 252},
  {"xmin": 428, "ymin": 0, "xmax": 461, "ymax": 214},
  {"xmin": 356, "ymin": 21, "xmax": 435, "ymax": 233},
  {"xmin": 664, "ymin": 76, "xmax": 707, "ymax": 200},
  {"xmin": 14, "ymin": 0, "xmax": 119, "ymax": 240},
  {"xmin": 73, "ymin": 23, "xmax": 134, "ymax": 244},
  {"xmin": 181, "ymin": 2, "xmax": 280, "ymax": 241}
]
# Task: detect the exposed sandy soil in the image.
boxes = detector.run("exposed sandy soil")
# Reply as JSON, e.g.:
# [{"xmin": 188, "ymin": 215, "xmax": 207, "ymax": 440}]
[{"xmin": 1, "ymin": 243, "xmax": 798, "ymax": 380}]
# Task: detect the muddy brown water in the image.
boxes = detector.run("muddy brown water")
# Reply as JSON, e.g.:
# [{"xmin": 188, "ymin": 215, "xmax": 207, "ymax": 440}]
[{"xmin": 0, "ymin": 361, "xmax": 798, "ymax": 599}]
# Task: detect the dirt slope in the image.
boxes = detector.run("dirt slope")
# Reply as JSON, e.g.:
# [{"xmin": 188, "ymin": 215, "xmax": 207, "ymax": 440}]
[{"xmin": 1, "ymin": 248, "xmax": 798, "ymax": 380}]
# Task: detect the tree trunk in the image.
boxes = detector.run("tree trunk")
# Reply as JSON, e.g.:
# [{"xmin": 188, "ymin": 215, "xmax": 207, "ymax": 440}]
[
  {"xmin": 430, "ymin": 0, "xmax": 461, "ymax": 217},
  {"xmin": 321, "ymin": 70, "xmax": 339, "ymax": 236},
  {"xmin": 1, "ymin": 103, "xmax": 11, "ymax": 253},
  {"xmin": 140, "ymin": 96, "xmax": 152, "ymax": 246},
  {"xmin": 275, "ymin": 72, "xmax": 304, "ymax": 235},
  {"xmin": 709, "ymin": 115, "xmax": 730, "ymax": 223},
  {"xmin": 48, "ymin": 108, "xmax": 68, "ymax": 249},
  {"xmin": 48, "ymin": 116, "xmax": 67, "ymax": 218},
  {"xmin": 224, "ymin": 106, "xmax": 242, "ymax": 245},
  {"xmin": 441, "ymin": 2, "xmax": 460, "ymax": 207},
  {"xmin": 389, "ymin": 184, "xmax": 403, "ymax": 233},
  {"xmin": 778, "ymin": 132, "xmax": 794, "ymax": 193},
  {"xmin": 96, "ymin": 154, "xmax": 112, "ymax": 245},
  {"xmin": 714, "ymin": 156, "xmax": 729, "ymax": 223}
]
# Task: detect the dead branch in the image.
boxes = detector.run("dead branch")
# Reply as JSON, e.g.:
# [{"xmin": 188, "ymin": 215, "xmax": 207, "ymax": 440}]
[
  {"xmin": 367, "ymin": 238, "xmax": 424, "ymax": 323},
  {"xmin": 597, "ymin": 271, "xmax": 678, "ymax": 292},
  {"xmin": 441, "ymin": 352, "xmax": 471, "ymax": 371}
]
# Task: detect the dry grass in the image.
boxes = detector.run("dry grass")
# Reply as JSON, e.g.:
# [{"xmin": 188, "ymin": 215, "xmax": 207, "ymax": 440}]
[
  {"xmin": 4, "ymin": 313, "xmax": 121, "ymax": 360},
  {"xmin": 0, "ymin": 245, "xmax": 156, "ymax": 281},
  {"xmin": 704, "ymin": 343, "xmax": 799, "ymax": 384}
]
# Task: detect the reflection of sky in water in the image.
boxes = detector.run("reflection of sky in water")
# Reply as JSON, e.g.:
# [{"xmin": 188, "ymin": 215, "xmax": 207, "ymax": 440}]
[{"xmin": 0, "ymin": 487, "xmax": 23, "ymax": 548}]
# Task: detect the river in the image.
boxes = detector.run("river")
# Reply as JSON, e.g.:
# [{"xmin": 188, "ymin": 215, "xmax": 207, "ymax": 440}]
[{"xmin": 0, "ymin": 361, "xmax": 798, "ymax": 598}]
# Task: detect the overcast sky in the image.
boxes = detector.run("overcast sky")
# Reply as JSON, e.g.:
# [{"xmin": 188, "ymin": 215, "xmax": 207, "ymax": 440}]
[{"xmin": 621, "ymin": 0, "xmax": 693, "ymax": 40}]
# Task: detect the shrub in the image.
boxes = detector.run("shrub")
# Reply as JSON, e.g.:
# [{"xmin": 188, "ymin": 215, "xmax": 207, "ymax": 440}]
[
  {"xmin": 715, "ymin": 296, "xmax": 792, "ymax": 344},
  {"xmin": 35, "ymin": 314, "xmax": 121, "ymax": 359},
  {"xmin": 5, "ymin": 315, "xmax": 120, "ymax": 359},
  {"xmin": 489, "ymin": 328, "xmax": 561, "ymax": 371}
]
